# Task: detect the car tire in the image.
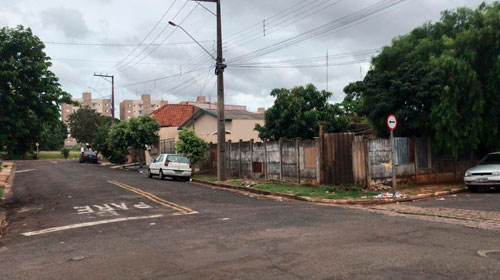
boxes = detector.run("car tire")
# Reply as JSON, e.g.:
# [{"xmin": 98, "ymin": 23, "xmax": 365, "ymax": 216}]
[
  {"xmin": 148, "ymin": 169, "xmax": 153, "ymax": 178},
  {"xmin": 468, "ymin": 186, "xmax": 479, "ymax": 193},
  {"xmin": 159, "ymin": 169, "xmax": 165, "ymax": 180}
]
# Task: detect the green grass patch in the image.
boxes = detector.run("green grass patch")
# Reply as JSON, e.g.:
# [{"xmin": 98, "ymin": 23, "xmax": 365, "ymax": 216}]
[
  {"xmin": 0, "ymin": 188, "xmax": 3, "ymax": 198},
  {"xmin": 253, "ymin": 183, "xmax": 379, "ymax": 200},
  {"xmin": 38, "ymin": 151, "xmax": 81, "ymax": 160}
]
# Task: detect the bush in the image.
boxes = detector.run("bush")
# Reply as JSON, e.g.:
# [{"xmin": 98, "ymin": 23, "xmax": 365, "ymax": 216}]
[{"xmin": 60, "ymin": 147, "xmax": 70, "ymax": 159}]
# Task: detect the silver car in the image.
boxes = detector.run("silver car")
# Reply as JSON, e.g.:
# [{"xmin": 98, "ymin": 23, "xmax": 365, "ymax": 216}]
[
  {"xmin": 464, "ymin": 152, "xmax": 500, "ymax": 192},
  {"xmin": 148, "ymin": 154, "xmax": 192, "ymax": 181}
]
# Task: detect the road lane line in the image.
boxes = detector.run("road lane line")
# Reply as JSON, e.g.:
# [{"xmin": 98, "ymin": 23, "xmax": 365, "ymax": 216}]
[
  {"xmin": 21, "ymin": 214, "xmax": 164, "ymax": 236},
  {"xmin": 107, "ymin": 180, "xmax": 196, "ymax": 214},
  {"xmin": 15, "ymin": 169, "xmax": 36, "ymax": 173},
  {"xmin": 108, "ymin": 180, "xmax": 189, "ymax": 212}
]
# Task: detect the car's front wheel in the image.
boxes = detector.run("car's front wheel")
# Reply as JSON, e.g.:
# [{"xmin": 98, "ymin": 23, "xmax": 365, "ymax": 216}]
[{"xmin": 468, "ymin": 186, "xmax": 479, "ymax": 193}]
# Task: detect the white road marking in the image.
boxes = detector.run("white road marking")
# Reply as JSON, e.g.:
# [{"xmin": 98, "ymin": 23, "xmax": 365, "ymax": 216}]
[
  {"xmin": 21, "ymin": 214, "xmax": 164, "ymax": 236},
  {"xmin": 15, "ymin": 169, "xmax": 35, "ymax": 173}
]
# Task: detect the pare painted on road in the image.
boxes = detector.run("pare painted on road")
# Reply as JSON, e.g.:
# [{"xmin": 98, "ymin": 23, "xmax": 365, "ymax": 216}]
[{"xmin": 74, "ymin": 202, "xmax": 153, "ymax": 217}]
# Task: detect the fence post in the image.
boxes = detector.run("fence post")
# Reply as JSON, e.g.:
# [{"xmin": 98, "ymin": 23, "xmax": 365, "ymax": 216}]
[
  {"xmin": 413, "ymin": 138, "xmax": 419, "ymax": 184},
  {"xmin": 239, "ymin": 139, "xmax": 243, "ymax": 178},
  {"xmin": 209, "ymin": 142, "xmax": 213, "ymax": 176},
  {"xmin": 279, "ymin": 138, "xmax": 284, "ymax": 181},
  {"xmin": 296, "ymin": 138, "xmax": 301, "ymax": 183},
  {"xmin": 365, "ymin": 137, "xmax": 372, "ymax": 190},
  {"xmin": 228, "ymin": 140, "xmax": 232, "ymax": 178},
  {"xmin": 264, "ymin": 140, "xmax": 268, "ymax": 180},
  {"xmin": 318, "ymin": 125, "xmax": 325, "ymax": 184},
  {"xmin": 250, "ymin": 139, "xmax": 254, "ymax": 179}
]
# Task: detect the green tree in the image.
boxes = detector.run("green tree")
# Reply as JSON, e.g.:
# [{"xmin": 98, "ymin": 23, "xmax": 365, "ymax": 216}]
[
  {"xmin": 39, "ymin": 120, "xmax": 67, "ymax": 151},
  {"xmin": 127, "ymin": 115, "xmax": 161, "ymax": 167},
  {"xmin": 176, "ymin": 129, "xmax": 208, "ymax": 165},
  {"xmin": 67, "ymin": 107, "xmax": 108, "ymax": 150},
  {"xmin": 255, "ymin": 84, "xmax": 350, "ymax": 140},
  {"xmin": 343, "ymin": 2, "xmax": 500, "ymax": 155},
  {"xmin": 0, "ymin": 25, "xmax": 72, "ymax": 156},
  {"xmin": 107, "ymin": 121, "xmax": 129, "ymax": 164}
]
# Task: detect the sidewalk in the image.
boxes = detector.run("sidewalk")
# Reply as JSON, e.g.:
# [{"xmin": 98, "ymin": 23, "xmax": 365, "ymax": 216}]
[
  {"xmin": 0, "ymin": 161, "xmax": 16, "ymax": 238},
  {"xmin": 192, "ymin": 175, "xmax": 467, "ymax": 205}
]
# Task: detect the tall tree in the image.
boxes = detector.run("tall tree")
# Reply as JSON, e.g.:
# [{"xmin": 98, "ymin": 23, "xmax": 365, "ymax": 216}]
[
  {"xmin": 343, "ymin": 2, "xmax": 500, "ymax": 155},
  {"xmin": 67, "ymin": 107, "xmax": 108, "ymax": 150},
  {"xmin": 126, "ymin": 115, "xmax": 161, "ymax": 167},
  {"xmin": 0, "ymin": 25, "xmax": 72, "ymax": 156},
  {"xmin": 39, "ymin": 119, "xmax": 67, "ymax": 151},
  {"xmin": 255, "ymin": 84, "xmax": 350, "ymax": 140}
]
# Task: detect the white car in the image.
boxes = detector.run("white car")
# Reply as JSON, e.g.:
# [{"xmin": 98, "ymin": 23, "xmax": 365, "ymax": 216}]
[
  {"xmin": 148, "ymin": 154, "xmax": 192, "ymax": 181},
  {"xmin": 464, "ymin": 152, "xmax": 500, "ymax": 192}
]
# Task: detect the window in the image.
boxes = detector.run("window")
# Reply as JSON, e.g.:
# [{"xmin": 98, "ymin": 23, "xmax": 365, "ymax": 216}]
[
  {"xmin": 128, "ymin": 104, "xmax": 131, "ymax": 107},
  {"xmin": 127, "ymin": 110, "xmax": 131, "ymax": 113},
  {"xmin": 139, "ymin": 110, "xmax": 143, "ymax": 115},
  {"xmin": 167, "ymin": 155, "xmax": 190, "ymax": 163},
  {"xmin": 65, "ymin": 109, "xmax": 70, "ymax": 113},
  {"xmin": 139, "ymin": 104, "xmax": 143, "ymax": 109},
  {"xmin": 92, "ymin": 103, "xmax": 96, "ymax": 108}
]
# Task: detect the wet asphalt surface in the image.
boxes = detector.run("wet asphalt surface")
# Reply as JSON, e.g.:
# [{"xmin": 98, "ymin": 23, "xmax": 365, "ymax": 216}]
[{"xmin": 1, "ymin": 160, "xmax": 500, "ymax": 279}]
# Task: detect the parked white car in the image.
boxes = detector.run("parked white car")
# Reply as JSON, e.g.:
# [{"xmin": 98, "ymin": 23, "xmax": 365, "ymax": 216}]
[
  {"xmin": 464, "ymin": 152, "xmax": 500, "ymax": 192},
  {"xmin": 148, "ymin": 154, "xmax": 192, "ymax": 181}
]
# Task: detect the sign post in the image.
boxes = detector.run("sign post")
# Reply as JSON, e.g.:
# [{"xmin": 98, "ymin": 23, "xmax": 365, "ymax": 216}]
[
  {"xmin": 35, "ymin": 142, "xmax": 39, "ymax": 158},
  {"xmin": 387, "ymin": 115, "xmax": 398, "ymax": 196}
]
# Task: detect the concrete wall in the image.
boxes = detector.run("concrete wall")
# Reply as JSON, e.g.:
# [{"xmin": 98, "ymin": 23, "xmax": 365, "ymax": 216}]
[{"xmin": 200, "ymin": 138, "xmax": 320, "ymax": 184}]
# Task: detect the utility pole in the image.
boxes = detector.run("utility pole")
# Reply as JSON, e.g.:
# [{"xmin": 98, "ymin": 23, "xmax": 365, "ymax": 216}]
[
  {"xmin": 94, "ymin": 73, "xmax": 115, "ymax": 125},
  {"xmin": 326, "ymin": 49, "xmax": 329, "ymax": 92},
  {"xmin": 174, "ymin": 0, "xmax": 226, "ymax": 180}
]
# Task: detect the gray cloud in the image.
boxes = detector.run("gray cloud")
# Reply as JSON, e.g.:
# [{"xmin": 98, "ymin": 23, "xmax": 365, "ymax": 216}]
[{"xmin": 41, "ymin": 7, "xmax": 89, "ymax": 38}]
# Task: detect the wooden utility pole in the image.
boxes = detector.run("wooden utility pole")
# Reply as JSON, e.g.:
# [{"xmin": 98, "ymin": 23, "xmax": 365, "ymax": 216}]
[{"xmin": 93, "ymin": 73, "xmax": 115, "ymax": 125}]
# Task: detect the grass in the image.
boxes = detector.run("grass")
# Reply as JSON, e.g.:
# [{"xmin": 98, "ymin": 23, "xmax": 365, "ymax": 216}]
[
  {"xmin": 0, "ymin": 188, "xmax": 3, "ymax": 198},
  {"xmin": 38, "ymin": 151, "xmax": 81, "ymax": 160},
  {"xmin": 253, "ymin": 183, "xmax": 380, "ymax": 200}
]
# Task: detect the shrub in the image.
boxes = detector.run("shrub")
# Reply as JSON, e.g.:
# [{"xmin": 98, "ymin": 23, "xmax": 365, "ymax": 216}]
[{"xmin": 60, "ymin": 147, "xmax": 70, "ymax": 159}]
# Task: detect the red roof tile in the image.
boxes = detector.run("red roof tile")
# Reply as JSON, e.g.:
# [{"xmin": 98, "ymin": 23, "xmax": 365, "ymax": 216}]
[{"xmin": 150, "ymin": 104, "xmax": 199, "ymax": 127}]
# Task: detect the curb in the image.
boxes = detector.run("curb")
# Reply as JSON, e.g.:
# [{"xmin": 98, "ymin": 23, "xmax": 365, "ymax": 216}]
[
  {"xmin": 1, "ymin": 162, "xmax": 16, "ymax": 239},
  {"xmin": 191, "ymin": 179, "xmax": 468, "ymax": 206}
]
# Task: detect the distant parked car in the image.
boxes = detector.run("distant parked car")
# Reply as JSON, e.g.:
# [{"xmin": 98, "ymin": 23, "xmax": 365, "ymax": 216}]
[
  {"xmin": 464, "ymin": 152, "xmax": 500, "ymax": 192},
  {"xmin": 80, "ymin": 151, "xmax": 98, "ymax": 164},
  {"xmin": 148, "ymin": 154, "xmax": 192, "ymax": 181}
]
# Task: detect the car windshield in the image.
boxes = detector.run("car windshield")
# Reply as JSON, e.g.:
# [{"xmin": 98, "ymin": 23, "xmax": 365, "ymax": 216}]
[
  {"xmin": 84, "ymin": 152, "xmax": 95, "ymax": 155},
  {"xmin": 167, "ymin": 155, "xmax": 190, "ymax": 163},
  {"xmin": 478, "ymin": 154, "xmax": 500, "ymax": 165}
]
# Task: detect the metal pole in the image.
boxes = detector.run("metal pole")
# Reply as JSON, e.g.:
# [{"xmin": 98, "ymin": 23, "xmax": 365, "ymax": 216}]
[
  {"xmin": 111, "ymin": 75, "xmax": 115, "ymax": 125},
  {"xmin": 216, "ymin": 0, "xmax": 226, "ymax": 181},
  {"xmin": 391, "ymin": 130, "xmax": 396, "ymax": 195}
]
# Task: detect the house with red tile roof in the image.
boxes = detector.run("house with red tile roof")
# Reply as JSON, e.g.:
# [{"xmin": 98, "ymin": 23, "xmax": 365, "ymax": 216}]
[{"xmin": 150, "ymin": 104, "xmax": 200, "ymax": 153}]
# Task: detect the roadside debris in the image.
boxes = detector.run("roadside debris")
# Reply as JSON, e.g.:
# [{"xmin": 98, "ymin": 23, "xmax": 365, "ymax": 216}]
[
  {"xmin": 240, "ymin": 181, "xmax": 257, "ymax": 188},
  {"xmin": 374, "ymin": 192, "xmax": 407, "ymax": 199},
  {"xmin": 221, "ymin": 218, "xmax": 230, "ymax": 221},
  {"xmin": 71, "ymin": 256, "xmax": 85, "ymax": 261},
  {"xmin": 436, "ymin": 198, "xmax": 446, "ymax": 201}
]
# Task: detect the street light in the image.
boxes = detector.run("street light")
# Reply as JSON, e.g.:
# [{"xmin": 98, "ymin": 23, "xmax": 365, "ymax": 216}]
[{"xmin": 170, "ymin": 0, "xmax": 227, "ymax": 181}]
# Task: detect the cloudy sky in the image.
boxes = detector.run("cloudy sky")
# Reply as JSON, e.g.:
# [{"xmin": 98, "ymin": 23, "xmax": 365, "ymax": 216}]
[{"xmin": 0, "ymin": 0, "xmax": 491, "ymax": 114}]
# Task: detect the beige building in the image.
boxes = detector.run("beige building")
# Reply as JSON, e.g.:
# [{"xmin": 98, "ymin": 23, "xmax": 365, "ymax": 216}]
[
  {"xmin": 178, "ymin": 109, "xmax": 265, "ymax": 143},
  {"xmin": 180, "ymin": 96, "xmax": 248, "ymax": 111},
  {"xmin": 61, "ymin": 92, "xmax": 111, "ymax": 146},
  {"xmin": 120, "ymin": 94, "xmax": 168, "ymax": 120}
]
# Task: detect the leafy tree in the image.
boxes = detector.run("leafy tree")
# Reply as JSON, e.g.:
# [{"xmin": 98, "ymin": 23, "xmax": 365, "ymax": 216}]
[
  {"xmin": 127, "ymin": 115, "xmax": 161, "ymax": 167},
  {"xmin": 176, "ymin": 129, "xmax": 208, "ymax": 165},
  {"xmin": 0, "ymin": 25, "xmax": 72, "ymax": 156},
  {"xmin": 255, "ymin": 84, "xmax": 350, "ymax": 140},
  {"xmin": 107, "ymin": 121, "xmax": 129, "ymax": 164},
  {"xmin": 343, "ymin": 2, "xmax": 500, "ymax": 156},
  {"xmin": 39, "ymin": 120, "xmax": 67, "ymax": 151},
  {"xmin": 67, "ymin": 107, "xmax": 108, "ymax": 150}
]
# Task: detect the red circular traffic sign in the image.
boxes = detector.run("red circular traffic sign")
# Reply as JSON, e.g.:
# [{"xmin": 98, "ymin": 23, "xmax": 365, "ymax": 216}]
[{"xmin": 387, "ymin": 114, "xmax": 397, "ymax": 131}]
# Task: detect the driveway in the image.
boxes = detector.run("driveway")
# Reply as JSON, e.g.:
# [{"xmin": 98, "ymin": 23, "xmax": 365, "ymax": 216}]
[{"xmin": 1, "ymin": 160, "xmax": 500, "ymax": 279}]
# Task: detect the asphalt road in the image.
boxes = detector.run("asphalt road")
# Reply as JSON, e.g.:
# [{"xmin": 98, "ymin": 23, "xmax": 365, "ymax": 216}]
[
  {"xmin": 408, "ymin": 190, "xmax": 500, "ymax": 212},
  {"xmin": 1, "ymin": 160, "xmax": 500, "ymax": 279}
]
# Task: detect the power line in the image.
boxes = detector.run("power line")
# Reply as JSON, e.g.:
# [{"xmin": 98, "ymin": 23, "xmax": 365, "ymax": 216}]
[{"xmin": 43, "ymin": 40, "xmax": 213, "ymax": 47}]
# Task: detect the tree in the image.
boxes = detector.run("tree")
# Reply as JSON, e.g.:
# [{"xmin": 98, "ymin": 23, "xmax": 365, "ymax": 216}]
[
  {"xmin": 176, "ymin": 129, "xmax": 208, "ymax": 165},
  {"xmin": 107, "ymin": 121, "xmax": 129, "ymax": 164},
  {"xmin": 343, "ymin": 2, "xmax": 500, "ymax": 156},
  {"xmin": 127, "ymin": 115, "xmax": 161, "ymax": 167},
  {"xmin": 0, "ymin": 25, "xmax": 72, "ymax": 156},
  {"xmin": 67, "ymin": 107, "xmax": 108, "ymax": 150},
  {"xmin": 39, "ymin": 119, "xmax": 67, "ymax": 151},
  {"xmin": 255, "ymin": 84, "xmax": 350, "ymax": 140}
]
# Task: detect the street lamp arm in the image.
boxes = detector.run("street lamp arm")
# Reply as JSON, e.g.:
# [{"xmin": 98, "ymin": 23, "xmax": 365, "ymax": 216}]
[{"xmin": 171, "ymin": 22, "xmax": 216, "ymax": 61}]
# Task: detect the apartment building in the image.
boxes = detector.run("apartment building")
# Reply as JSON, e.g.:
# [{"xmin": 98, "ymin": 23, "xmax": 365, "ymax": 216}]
[
  {"xmin": 180, "ymin": 96, "xmax": 248, "ymax": 111},
  {"xmin": 61, "ymin": 92, "xmax": 112, "ymax": 146},
  {"xmin": 120, "ymin": 94, "xmax": 168, "ymax": 120},
  {"xmin": 61, "ymin": 92, "xmax": 112, "ymax": 123}
]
